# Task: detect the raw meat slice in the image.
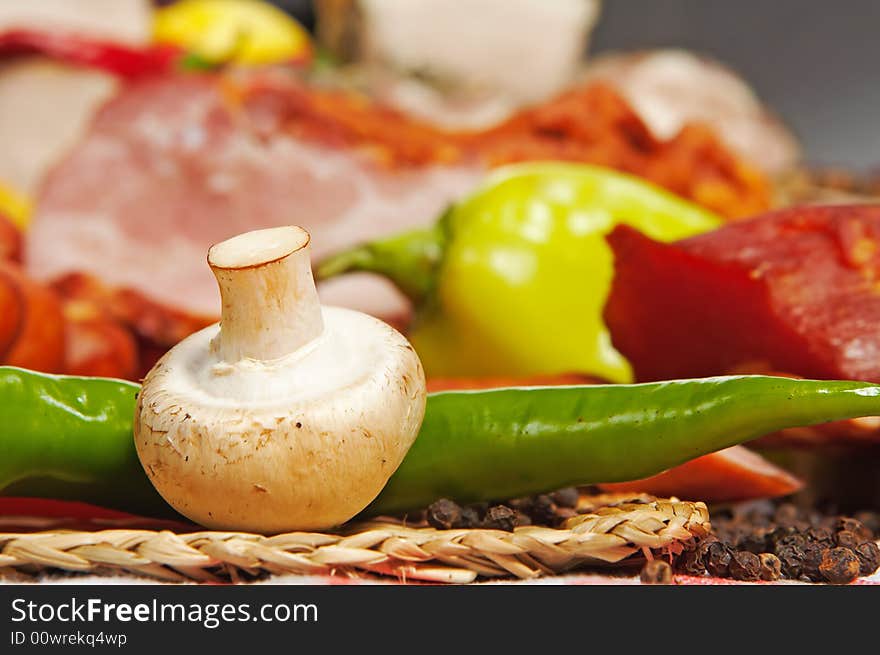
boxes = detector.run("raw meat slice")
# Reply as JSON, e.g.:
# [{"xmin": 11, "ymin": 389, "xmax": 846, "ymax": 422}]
[{"xmin": 27, "ymin": 74, "xmax": 484, "ymax": 319}]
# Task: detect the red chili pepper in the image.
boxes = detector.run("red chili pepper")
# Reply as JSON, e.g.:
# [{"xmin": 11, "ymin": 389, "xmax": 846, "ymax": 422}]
[{"xmin": 0, "ymin": 29, "xmax": 184, "ymax": 79}]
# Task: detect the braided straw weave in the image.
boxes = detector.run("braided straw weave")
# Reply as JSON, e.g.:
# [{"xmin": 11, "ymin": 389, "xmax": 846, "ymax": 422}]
[{"xmin": 0, "ymin": 497, "xmax": 709, "ymax": 584}]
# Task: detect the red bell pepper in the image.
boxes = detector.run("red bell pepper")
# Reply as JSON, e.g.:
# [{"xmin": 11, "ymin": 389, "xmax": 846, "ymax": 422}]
[{"xmin": 0, "ymin": 29, "xmax": 184, "ymax": 79}]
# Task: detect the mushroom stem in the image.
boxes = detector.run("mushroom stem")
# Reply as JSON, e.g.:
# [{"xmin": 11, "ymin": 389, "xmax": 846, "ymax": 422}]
[{"xmin": 208, "ymin": 226, "xmax": 324, "ymax": 362}]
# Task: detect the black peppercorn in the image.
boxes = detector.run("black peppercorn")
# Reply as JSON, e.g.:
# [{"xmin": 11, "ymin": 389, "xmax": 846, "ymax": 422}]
[
  {"xmin": 513, "ymin": 510, "xmax": 532, "ymax": 527},
  {"xmin": 667, "ymin": 499, "xmax": 877, "ymax": 584},
  {"xmin": 736, "ymin": 531, "xmax": 769, "ymax": 555},
  {"xmin": 458, "ymin": 506, "xmax": 481, "ymax": 528},
  {"xmin": 836, "ymin": 518, "xmax": 872, "ymax": 543},
  {"xmin": 805, "ymin": 526, "xmax": 835, "ymax": 548},
  {"xmin": 759, "ymin": 553, "xmax": 782, "ymax": 581},
  {"xmin": 800, "ymin": 544, "xmax": 826, "ymax": 582},
  {"xmin": 835, "ymin": 530, "xmax": 860, "ymax": 550},
  {"xmin": 426, "ymin": 498, "xmax": 462, "ymax": 530},
  {"xmin": 481, "ymin": 505, "xmax": 517, "ymax": 532},
  {"xmin": 550, "ymin": 487, "xmax": 580, "ymax": 509},
  {"xmin": 819, "ymin": 547, "xmax": 861, "ymax": 585},
  {"xmin": 676, "ymin": 546, "xmax": 706, "ymax": 575},
  {"xmin": 854, "ymin": 541, "xmax": 880, "ymax": 577},
  {"xmin": 729, "ymin": 551, "xmax": 761, "ymax": 581},
  {"xmin": 853, "ymin": 511, "xmax": 879, "ymax": 538},
  {"xmin": 527, "ymin": 494, "xmax": 558, "ymax": 526},
  {"xmin": 774, "ymin": 544, "xmax": 803, "ymax": 579},
  {"xmin": 705, "ymin": 542, "xmax": 732, "ymax": 577}
]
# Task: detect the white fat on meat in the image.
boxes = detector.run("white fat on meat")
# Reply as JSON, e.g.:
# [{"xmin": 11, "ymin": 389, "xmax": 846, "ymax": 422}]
[
  {"xmin": 0, "ymin": 61, "xmax": 116, "ymax": 194},
  {"xmin": 357, "ymin": 0, "xmax": 600, "ymax": 129},
  {"xmin": 0, "ymin": 0, "xmax": 152, "ymax": 194},
  {"xmin": 27, "ymin": 76, "xmax": 483, "ymax": 320},
  {"xmin": 581, "ymin": 50, "xmax": 801, "ymax": 174}
]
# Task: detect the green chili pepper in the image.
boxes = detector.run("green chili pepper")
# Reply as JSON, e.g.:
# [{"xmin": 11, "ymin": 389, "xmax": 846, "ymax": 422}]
[
  {"xmin": 317, "ymin": 162, "xmax": 722, "ymax": 383},
  {"xmin": 3, "ymin": 367, "xmax": 880, "ymax": 521},
  {"xmin": 368, "ymin": 376, "xmax": 880, "ymax": 514},
  {"xmin": 0, "ymin": 367, "xmax": 171, "ymax": 517}
]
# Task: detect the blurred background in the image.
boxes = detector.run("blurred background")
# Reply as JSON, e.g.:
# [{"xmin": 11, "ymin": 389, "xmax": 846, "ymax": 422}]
[
  {"xmin": 595, "ymin": 0, "xmax": 880, "ymax": 170},
  {"xmin": 3, "ymin": 0, "xmax": 878, "ymax": 170},
  {"xmin": 268, "ymin": 0, "xmax": 880, "ymax": 170}
]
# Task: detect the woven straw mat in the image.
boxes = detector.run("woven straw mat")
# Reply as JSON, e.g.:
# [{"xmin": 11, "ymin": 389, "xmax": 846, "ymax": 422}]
[{"xmin": 0, "ymin": 495, "xmax": 710, "ymax": 584}]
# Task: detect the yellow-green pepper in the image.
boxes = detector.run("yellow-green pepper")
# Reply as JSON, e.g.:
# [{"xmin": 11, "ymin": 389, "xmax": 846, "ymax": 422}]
[
  {"xmin": 318, "ymin": 162, "xmax": 722, "ymax": 382},
  {"xmin": 153, "ymin": 0, "xmax": 312, "ymax": 66}
]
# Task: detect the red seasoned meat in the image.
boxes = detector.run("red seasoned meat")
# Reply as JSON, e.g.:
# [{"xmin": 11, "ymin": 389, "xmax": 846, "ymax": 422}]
[{"xmin": 605, "ymin": 205, "xmax": 880, "ymax": 383}]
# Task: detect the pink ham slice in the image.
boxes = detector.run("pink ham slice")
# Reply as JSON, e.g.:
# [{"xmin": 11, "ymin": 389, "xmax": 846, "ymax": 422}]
[{"xmin": 26, "ymin": 74, "xmax": 483, "ymax": 320}]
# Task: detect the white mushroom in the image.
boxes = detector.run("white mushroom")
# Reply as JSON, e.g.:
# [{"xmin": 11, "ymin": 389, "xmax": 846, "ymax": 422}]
[{"xmin": 134, "ymin": 225, "xmax": 426, "ymax": 532}]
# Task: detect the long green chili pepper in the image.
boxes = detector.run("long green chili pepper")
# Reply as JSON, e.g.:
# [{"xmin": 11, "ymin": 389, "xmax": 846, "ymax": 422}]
[
  {"xmin": 367, "ymin": 376, "xmax": 880, "ymax": 514},
  {"xmin": 0, "ymin": 367, "xmax": 171, "ymax": 517},
  {"xmin": 3, "ymin": 366, "xmax": 880, "ymax": 519}
]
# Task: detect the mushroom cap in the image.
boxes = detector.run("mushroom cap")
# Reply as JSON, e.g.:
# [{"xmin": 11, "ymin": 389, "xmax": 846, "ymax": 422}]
[{"xmin": 135, "ymin": 305, "xmax": 425, "ymax": 532}]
